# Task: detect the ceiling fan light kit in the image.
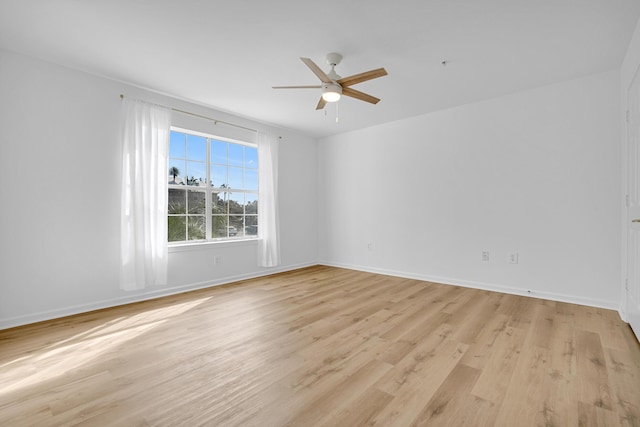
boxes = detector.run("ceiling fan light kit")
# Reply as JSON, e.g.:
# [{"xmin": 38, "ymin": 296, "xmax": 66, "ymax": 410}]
[
  {"xmin": 272, "ymin": 52, "xmax": 387, "ymax": 110},
  {"xmin": 321, "ymin": 83, "xmax": 342, "ymax": 102}
]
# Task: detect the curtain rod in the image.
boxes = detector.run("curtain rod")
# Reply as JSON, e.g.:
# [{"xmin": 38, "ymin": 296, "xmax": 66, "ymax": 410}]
[{"xmin": 119, "ymin": 93, "xmax": 281, "ymax": 138}]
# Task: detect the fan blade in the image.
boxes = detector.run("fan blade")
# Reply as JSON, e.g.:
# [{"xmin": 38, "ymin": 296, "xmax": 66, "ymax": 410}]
[
  {"xmin": 301, "ymin": 58, "xmax": 333, "ymax": 83},
  {"xmin": 272, "ymin": 85, "xmax": 322, "ymax": 89},
  {"xmin": 342, "ymin": 87, "xmax": 381, "ymax": 104},
  {"xmin": 337, "ymin": 68, "xmax": 388, "ymax": 87},
  {"xmin": 316, "ymin": 97, "xmax": 327, "ymax": 110}
]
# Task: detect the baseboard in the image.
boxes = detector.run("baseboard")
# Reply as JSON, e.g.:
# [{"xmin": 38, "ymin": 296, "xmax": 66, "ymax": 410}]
[
  {"xmin": 0, "ymin": 261, "xmax": 316, "ymax": 330},
  {"xmin": 619, "ymin": 304, "xmax": 628, "ymax": 322},
  {"xmin": 2, "ymin": 260, "xmax": 620, "ymax": 330},
  {"xmin": 319, "ymin": 260, "xmax": 620, "ymax": 311}
]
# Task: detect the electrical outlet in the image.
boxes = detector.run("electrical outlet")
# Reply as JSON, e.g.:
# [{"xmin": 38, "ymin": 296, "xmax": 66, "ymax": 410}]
[
  {"xmin": 509, "ymin": 252, "xmax": 519, "ymax": 264},
  {"xmin": 482, "ymin": 251, "xmax": 490, "ymax": 261},
  {"xmin": 214, "ymin": 255, "xmax": 222, "ymax": 265},
  {"xmin": 367, "ymin": 243, "xmax": 373, "ymax": 250}
]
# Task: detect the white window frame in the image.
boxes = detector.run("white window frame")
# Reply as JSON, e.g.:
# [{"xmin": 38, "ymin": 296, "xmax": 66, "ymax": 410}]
[{"xmin": 168, "ymin": 126, "xmax": 258, "ymax": 245}]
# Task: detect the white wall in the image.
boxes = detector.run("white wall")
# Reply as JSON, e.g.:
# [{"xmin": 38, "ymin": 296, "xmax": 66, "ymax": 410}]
[
  {"xmin": 0, "ymin": 49, "xmax": 318, "ymax": 329},
  {"xmin": 622, "ymin": 18, "xmax": 640, "ymax": 91},
  {"xmin": 318, "ymin": 70, "xmax": 621, "ymax": 309}
]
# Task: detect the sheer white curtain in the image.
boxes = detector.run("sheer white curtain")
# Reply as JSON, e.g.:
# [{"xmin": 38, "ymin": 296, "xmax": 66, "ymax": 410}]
[
  {"xmin": 257, "ymin": 132, "xmax": 280, "ymax": 267},
  {"xmin": 120, "ymin": 99, "xmax": 171, "ymax": 290}
]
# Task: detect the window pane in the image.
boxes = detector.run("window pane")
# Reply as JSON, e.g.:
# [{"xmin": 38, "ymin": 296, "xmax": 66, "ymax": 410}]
[
  {"xmin": 211, "ymin": 140, "xmax": 227, "ymax": 165},
  {"xmin": 168, "ymin": 159, "xmax": 185, "ymax": 185},
  {"xmin": 169, "ymin": 131, "xmax": 186, "ymax": 159},
  {"xmin": 168, "ymin": 216, "xmax": 186, "ymax": 242},
  {"xmin": 212, "ymin": 191, "xmax": 227, "ymax": 214},
  {"xmin": 245, "ymin": 215, "xmax": 258, "ymax": 236},
  {"xmin": 187, "ymin": 134, "xmax": 206, "ymax": 161},
  {"xmin": 186, "ymin": 161, "xmax": 206, "ymax": 186},
  {"xmin": 245, "ymin": 215, "xmax": 258, "ymax": 226},
  {"xmin": 228, "ymin": 144, "xmax": 243, "ymax": 167},
  {"xmin": 229, "ymin": 215, "xmax": 243, "ymax": 234},
  {"xmin": 187, "ymin": 216, "xmax": 205, "ymax": 240},
  {"xmin": 187, "ymin": 190, "xmax": 205, "ymax": 214},
  {"xmin": 245, "ymin": 146, "xmax": 258, "ymax": 169},
  {"xmin": 245, "ymin": 193, "xmax": 258, "ymax": 214},
  {"xmin": 212, "ymin": 215, "xmax": 227, "ymax": 237},
  {"xmin": 211, "ymin": 165, "xmax": 227, "ymax": 189},
  {"xmin": 244, "ymin": 168, "xmax": 258, "ymax": 190},
  {"xmin": 168, "ymin": 189, "xmax": 186, "ymax": 214},
  {"xmin": 229, "ymin": 192, "xmax": 244, "ymax": 215},
  {"xmin": 228, "ymin": 166, "xmax": 243, "ymax": 189}
]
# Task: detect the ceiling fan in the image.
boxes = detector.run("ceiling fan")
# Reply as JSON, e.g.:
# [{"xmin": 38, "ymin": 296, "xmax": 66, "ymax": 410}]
[{"xmin": 272, "ymin": 52, "xmax": 388, "ymax": 110}]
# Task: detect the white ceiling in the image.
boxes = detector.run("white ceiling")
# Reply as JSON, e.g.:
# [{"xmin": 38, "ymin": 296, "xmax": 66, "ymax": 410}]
[{"xmin": 1, "ymin": 0, "xmax": 639, "ymax": 138}]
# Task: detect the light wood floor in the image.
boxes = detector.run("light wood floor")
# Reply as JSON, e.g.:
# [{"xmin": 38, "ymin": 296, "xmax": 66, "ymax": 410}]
[{"xmin": 1, "ymin": 266, "xmax": 639, "ymax": 426}]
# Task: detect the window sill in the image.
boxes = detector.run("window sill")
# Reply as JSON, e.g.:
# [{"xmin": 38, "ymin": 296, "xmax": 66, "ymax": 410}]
[{"xmin": 168, "ymin": 238, "xmax": 260, "ymax": 253}]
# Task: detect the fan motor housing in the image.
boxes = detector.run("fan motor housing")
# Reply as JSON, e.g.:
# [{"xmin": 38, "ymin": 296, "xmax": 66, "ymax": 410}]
[{"xmin": 322, "ymin": 83, "xmax": 342, "ymax": 93}]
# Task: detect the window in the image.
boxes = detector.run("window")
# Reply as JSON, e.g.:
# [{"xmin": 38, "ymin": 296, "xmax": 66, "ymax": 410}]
[{"xmin": 167, "ymin": 128, "xmax": 258, "ymax": 243}]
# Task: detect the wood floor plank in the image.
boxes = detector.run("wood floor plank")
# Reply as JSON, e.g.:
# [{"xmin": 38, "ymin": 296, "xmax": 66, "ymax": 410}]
[
  {"xmin": 448, "ymin": 292, "xmax": 501, "ymax": 345},
  {"xmin": 528, "ymin": 302, "xmax": 556, "ymax": 349},
  {"xmin": 411, "ymin": 363, "xmax": 497, "ymax": 427},
  {"xmin": 603, "ymin": 346, "xmax": 640, "ymax": 426},
  {"xmin": 496, "ymin": 293, "xmax": 537, "ymax": 329},
  {"xmin": 548, "ymin": 302, "xmax": 578, "ymax": 375},
  {"xmin": 316, "ymin": 387, "xmax": 394, "ymax": 427},
  {"xmin": 459, "ymin": 312, "xmax": 511, "ymax": 370},
  {"xmin": 492, "ymin": 344, "xmax": 554, "ymax": 427},
  {"xmin": 370, "ymin": 338, "xmax": 469, "ymax": 426},
  {"xmin": 470, "ymin": 325, "xmax": 528, "ymax": 404},
  {"xmin": 286, "ymin": 359, "xmax": 393, "ymax": 426},
  {"xmin": 1, "ymin": 266, "xmax": 639, "ymax": 426},
  {"xmin": 575, "ymin": 329, "xmax": 614, "ymax": 411},
  {"xmin": 578, "ymin": 401, "xmax": 622, "ymax": 427},
  {"xmin": 575, "ymin": 306, "xmax": 631, "ymax": 351}
]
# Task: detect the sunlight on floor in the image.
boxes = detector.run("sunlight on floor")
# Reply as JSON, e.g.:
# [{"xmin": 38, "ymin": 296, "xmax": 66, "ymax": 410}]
[{"xmin": 0, "ymin": 297, "xmax": 211, "ymax": 396}]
